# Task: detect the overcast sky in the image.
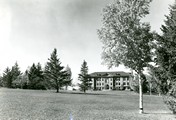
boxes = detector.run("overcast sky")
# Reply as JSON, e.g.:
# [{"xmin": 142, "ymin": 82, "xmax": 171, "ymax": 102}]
[{"xmin": 0, "ymin": 0, "xmax": 174, "ymax": 82}]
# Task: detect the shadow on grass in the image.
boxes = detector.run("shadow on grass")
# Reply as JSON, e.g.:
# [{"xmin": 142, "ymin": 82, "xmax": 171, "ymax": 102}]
[
  {"xmin": 58, "ymin": 91, "xmax": 109, "ymax": 96},
  {"xmin": 50, "ymin": 90, "xmax": 136, "ymax": 97},
  {"xmin": 143, "ymin": 112, "xmax": 173, "ymax": 115}
]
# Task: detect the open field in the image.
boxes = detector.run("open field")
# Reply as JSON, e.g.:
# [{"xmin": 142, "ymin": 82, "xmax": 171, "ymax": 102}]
[{"xmin": 0, "ymin": 88, "xmax": 175, "ymax": 120}]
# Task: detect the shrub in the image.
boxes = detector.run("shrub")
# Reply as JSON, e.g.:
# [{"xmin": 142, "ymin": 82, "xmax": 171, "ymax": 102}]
[{"xmin": 163, "ymin": 95, "xmax": 176, "ymax": 114}]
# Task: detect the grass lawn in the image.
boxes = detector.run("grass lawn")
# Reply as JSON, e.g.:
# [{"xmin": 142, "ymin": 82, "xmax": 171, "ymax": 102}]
[{"xmin": 0, "ymin": 88, "xmax": 175, "ymax": 120}]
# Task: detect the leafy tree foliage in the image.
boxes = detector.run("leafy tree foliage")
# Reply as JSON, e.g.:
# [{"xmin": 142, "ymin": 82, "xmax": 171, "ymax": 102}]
[
  {"xmin": 28, "ymin": 63, "xmax": 46, "ymax": 90},
  {"xmin": 98, "ymin": 0, "xmax": 153, "ymax": 73},
  {"xmin": 98, "ymin": 0, "xmax": 153, "ymax": 113},
  {"xmin": 64, "ymin": 65, "xmax": 72, "ymax": 90},
  {"xmin": 78, "ymin": 60, "xmax": 89, "ymax": 93},
  {"xmin": 12, "ymin": 75, "xmax": 23, "ymax": 88},
  {"xmin": 0, "ymin": 76, "xmax": 2, "ymax": 87},
  {"xmin": 44, "ymin": 48, "xmax": 67, "ymax": 93},
  {"xmin": 21, "ymin": 70, "xmax": 29, "ymax": 89},
  {"xmin": 131, "ymin": 73, "xmax": 149, "ymax": 93}
]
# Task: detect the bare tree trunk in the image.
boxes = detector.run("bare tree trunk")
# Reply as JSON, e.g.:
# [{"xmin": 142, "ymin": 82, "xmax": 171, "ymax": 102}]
[
  {"xmin": 157, "ymin": 85, "xmax": 161, "ymax": 96},
  {"xmin": 56, "ymin": 84, "xmax": 59, "ymax": 93},
  {"xmin": 150, "ymin": 82, "xmax": 152, "ymax": 95},
  {"xmin": 56, "ymin": 87, "xmax": 59, "ymax": 93},
  {"xmin": 66, "ymin": 85, "xmax": 68, "ymax": 90},
  {"xmin": 139, "ymin": 74, "xmax": 143, "ymax": 114}
]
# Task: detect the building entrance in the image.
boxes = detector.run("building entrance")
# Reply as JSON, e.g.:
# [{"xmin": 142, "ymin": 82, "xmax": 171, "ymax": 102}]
[{"xmin": 105, "ymin": 84, "xmax": 109, "ymax": 90}]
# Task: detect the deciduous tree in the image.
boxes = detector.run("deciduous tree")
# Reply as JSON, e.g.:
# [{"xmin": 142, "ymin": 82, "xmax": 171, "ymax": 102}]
[
  {"xmin": 64, "ymin": 65, "xmax": 72, "ymax": 90},
  {"xmin": 98, "ymin": 0, "xmax": 153, "ymax": 113}
]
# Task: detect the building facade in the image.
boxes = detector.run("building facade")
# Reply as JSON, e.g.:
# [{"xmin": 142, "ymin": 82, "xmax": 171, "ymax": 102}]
[{"xmin": 87, "ymin": 71, "xmax": 132, "ymax": 90}]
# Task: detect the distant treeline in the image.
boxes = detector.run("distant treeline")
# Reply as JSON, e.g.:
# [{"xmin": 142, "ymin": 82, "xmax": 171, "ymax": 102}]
[{"xmin": 0, "ymin": 48, "xmax": 72, "ymax": 92}]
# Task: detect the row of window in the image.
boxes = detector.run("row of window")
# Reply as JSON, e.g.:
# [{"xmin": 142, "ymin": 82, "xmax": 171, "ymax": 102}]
[
  {"xmin": 96, "ymin": 87, "xmax": 113, "ymax": 90},
  {"xmin": 94, "ymin": 77, "xmax": 129, "ymax": 81},
  {"xmin": 96, "ymin": 82, "xmax": 129, "ymax": 86},
  {"xmin": 96, "ymin": 86, "xmax": 130, "ymax": 90}
]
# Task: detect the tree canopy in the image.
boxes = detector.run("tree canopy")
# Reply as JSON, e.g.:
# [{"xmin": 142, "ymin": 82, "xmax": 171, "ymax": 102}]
[
  {"xmin": 64, "ymin": 65, "xmax": 72, "ymax": 90},
  {"xmin": 78, "ymin": 60, "xmax": 89, "ymax": 93},
  {"xmin": 28, "ymin": 63, "xmax": 46, "ymax": 90},
  {"xmin": 98, "ymin": 0, "xmax": 153, "ymax": 113},
  {"xmin": 2, "ymin": 62, "xmax": 22, "ymax": 88},
  {"xmin": 98, "ymin": 0, "xmax": 153, "ymax": 73},
  {"xmin": 155, "ymin": 2, "xmax": 176, "ymax": 97},
  {"xmin": 44, "ymin": 48, "xmax": 67, "ymax": 93}
]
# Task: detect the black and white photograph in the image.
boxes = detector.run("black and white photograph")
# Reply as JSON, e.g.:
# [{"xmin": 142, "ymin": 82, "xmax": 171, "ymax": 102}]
[{"xmin": 0, "ymin": 0, "xmax": 176, "ymax": 119}]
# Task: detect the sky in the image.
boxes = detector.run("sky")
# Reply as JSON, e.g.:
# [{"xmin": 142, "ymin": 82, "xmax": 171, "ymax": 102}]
[{"xmin": 0, "ymin": 0, "xmax": 175, "ymax": 83}]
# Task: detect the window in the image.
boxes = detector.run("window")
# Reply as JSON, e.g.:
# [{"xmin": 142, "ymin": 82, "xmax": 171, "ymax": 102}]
[
  {"xmin": 110, "ymin": 87, "xmax": 112, "ymax": 89},
  {"xmin": 111, "ymin": 83, "xmax": 112, "ymax": 85},
  {"xmin": 116, "ymin": 77, "xmax": 120, "ymax": 80},
  {"xmin": 116, "ymin": 83, "xmax": 118, "ymax": 85},
  {"xmin": 102, "ymin": 83, "xmax": 104, "ymax": 85},
  {"xmin": 127, "ymin": 82, "xmax": 129, "ymax": 85},
  {"xmin": 123, "ymin": 82, "xmax": 126, "ymax": 85},
  {"xmin": 102, "ymin": 87, "xmax": 104, "ymax": 89}
]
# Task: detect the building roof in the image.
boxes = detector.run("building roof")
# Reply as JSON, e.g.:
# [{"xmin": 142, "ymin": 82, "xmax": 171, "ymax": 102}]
[{"xmin": 88, "ymin": 71, "xmax": 131, "ymax": 77}]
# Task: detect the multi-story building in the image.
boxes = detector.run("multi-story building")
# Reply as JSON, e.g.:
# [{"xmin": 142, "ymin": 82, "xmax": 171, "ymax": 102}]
[{"xmin": 87, "ymin": 71, "xmax": 132, "ymax": 90}]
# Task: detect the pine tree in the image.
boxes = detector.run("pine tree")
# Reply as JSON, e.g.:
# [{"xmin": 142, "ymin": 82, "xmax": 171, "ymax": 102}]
[
  {"xmin": 11, "ymin": 62, "xmax": 21, "ymax": 81},
  {"xmin": 156, "ymin": 2, "xmax": 176, "ymax": 97},
  {"xmin": 78, "ymin": 60, "xmax": 89, "ymax": 93},
  {"xmin": 28, "ymin": 63, "xmax": 46, "ymax": 90},
  {"xmin": 2, "ymin": 62, "xmax": 22, "ymax": 88},
  {"xmin": 44, "ymin": 48, "xmax": 67, "ymax": 93},
  {"xmin": 11, "ymin": 62, "xmax": 22, "ymax": 88},
  {"xmin": 2, "ymin": 67, "xmax": 12, "ymax": 88}
]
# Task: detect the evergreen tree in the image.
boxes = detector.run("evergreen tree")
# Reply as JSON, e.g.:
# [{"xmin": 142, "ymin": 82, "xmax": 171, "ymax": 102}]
[
  {"xmin": 11, "ymin": 62, "xmax": 22, "ymax": 88},
  {"xmin": 2, "ymin": 62, "xmax": 22, "ymax": 88},
  {"xmin": 78, "ymin": 60, "xmax": 89, "ymax": 93},
  {"xmin": 28, "ymin": 63, "xmax": 46, "ymax": 90},
  {"xmin": 21, "ymin": 70, "xmax": 29, "ymax": 89},
  {"xmin": 2, "ymin": 67, "xmax": 12, "ymax": 88},
  {"xmin": 44, "ymin": 48, "xmax": 67, "ymax": 93},
  {"xmin": 155, "ymin": 2, "xmax": 176, "ymax": 97}
]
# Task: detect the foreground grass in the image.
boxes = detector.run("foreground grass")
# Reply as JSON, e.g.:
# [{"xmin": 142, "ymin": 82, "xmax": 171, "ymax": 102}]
[{"xmin": 0, "ymin": 88, "xmax": 175, "ymax": 120}]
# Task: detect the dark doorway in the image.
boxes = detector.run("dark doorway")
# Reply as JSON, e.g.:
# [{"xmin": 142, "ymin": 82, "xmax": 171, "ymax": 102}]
[{"xmin": 105, "ymin": 84, "xmax": 109, "ymax": 90}]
